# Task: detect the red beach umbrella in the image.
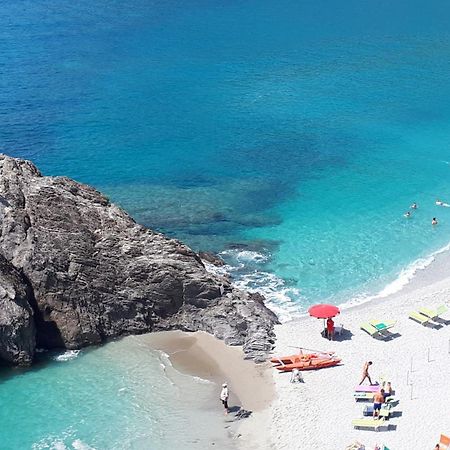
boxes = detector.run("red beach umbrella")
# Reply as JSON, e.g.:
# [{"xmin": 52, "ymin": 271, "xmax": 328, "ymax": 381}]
[{"xmin": 308, "ymin": 304, "xmax": 340, "ymax": 319}]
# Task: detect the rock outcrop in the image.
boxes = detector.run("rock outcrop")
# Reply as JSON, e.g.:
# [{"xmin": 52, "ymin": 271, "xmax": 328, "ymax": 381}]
[{"xmin": 0, "ymin": 155, "xmax": 278, "ymax": 365}]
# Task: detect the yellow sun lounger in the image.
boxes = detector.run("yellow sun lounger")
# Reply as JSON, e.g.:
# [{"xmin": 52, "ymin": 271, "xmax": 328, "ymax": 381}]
[
  {"xmin": 419, "ymin": 305, "xmax": 448, "ymax": 320},
  {"xmin": 409, "ymin": 310, "xmax": 433, "ymax": 325},
  {"xmin": 352, "ymin": 416, "xmax": 386, "ymax": 431}
]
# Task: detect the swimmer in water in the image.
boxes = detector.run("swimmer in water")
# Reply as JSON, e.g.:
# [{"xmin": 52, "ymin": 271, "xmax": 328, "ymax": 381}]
[
  {"xmin": 404, "ymin": 211, "xmax": 411, "ymax": 218},
  {"xmin": 432, "ymin": 217, "xmax": 438, "ymax": 225},
  {"xmin": 411, "ymin": 202, "xmax": 417, "ymax": 209},
  {"xmin": 436, "ymin": 199, "xmax": 444, "ymax": 206}
]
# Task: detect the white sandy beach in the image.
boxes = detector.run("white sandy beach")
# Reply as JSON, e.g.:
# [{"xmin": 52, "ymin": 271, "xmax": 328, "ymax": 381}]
[{"xmin": 270, "ymin": 250, "xmax": 450, "ymax": 450}]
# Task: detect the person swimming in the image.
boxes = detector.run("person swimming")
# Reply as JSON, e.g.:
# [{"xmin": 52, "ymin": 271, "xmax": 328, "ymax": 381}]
[
  {"xmin": 432, "ymin": 217, "xmax": 438, "ymax": 225},
  {"xmin": 404, "ymin": 211, "xmax": 411, "ymax": 218},
  {"xmin": 411, "ymin": 202, "xmax": 418, "ymax": 209}
]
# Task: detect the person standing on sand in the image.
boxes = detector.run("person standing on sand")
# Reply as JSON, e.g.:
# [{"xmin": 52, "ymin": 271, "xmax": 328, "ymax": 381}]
[
  {"xmin": 372, "ymin": 389, "xmax": 385, "ymax": 417},
  {"xmin": 220, "ymin": 383, "xmax": 229, "ymax": 415},
  {"xmin": 359, "ymin": 361, "xmax": 373, "ymax": 385},
  {"xmin": 326, "ymin": 317, "xmax": 334, "ymax": 341}
]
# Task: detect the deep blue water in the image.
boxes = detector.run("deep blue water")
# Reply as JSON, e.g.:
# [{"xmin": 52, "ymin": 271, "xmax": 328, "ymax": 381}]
[
  {"xmin": 3, "ymin": 1, "xmax": 450, "ymax": 312},
  {"xmin": 2, "ymin": 1, "xmax": 450, "ymax": 446}
]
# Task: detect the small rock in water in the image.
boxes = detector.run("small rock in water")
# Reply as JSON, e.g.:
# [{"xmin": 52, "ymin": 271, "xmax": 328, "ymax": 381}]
[{"xmin": 198, "ymin": 251, "xmax": 225, "ymax": 266}]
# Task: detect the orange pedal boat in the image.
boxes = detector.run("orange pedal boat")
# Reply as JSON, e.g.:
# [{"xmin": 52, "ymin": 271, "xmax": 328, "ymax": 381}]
[{"xmin": 271, "ymin": 352, "xmax": 341, "ymax": 372}]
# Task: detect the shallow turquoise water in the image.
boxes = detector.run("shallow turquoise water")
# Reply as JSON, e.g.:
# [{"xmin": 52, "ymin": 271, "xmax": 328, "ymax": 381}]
[
  {"xmin": 2, "ymin": 0, "xmax": 450, "ymax": 446},
  {"xmin": 0, "ymin": 337, "xmax": 231, "ymax": 450}
]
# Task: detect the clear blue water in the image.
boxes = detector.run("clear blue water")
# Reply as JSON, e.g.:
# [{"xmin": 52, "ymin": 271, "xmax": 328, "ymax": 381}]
[
  {"xmin": 0, "ymin": 337, "xmax": 232, "ymax": 450},
  {"xmin": 2, "ymin": 0, "xmax": 450, "ymax": 446}
]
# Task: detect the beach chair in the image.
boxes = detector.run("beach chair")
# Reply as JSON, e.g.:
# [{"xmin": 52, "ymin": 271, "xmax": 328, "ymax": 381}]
[
  {"xmin": 363, "ymin": 403, "xmax": 393, "ymax": 418},
  {"xmin": 352, "ymin": 416, "xmax": 386, "ymax": 431},
  {"xmin": 354, "ymin": 391, "xmax": 374, "ymax": 401},
  {"xmin": 360, "ymin": 320, "xmax": 395, "ymax": 338},
  {"xmin": 369, "ymin": 320, "xmax": 396, "ymax": 331},
  {"xmin": 440, "ymin": 434, "xmax": 450, "ymax": 449},
  {"xmin": 409, "ymin": 310, "xmax": 433, "ymax": 325},
  {"xmin": 419, "ymin": 305, "xmax": 448, "ymax": 320},
  {"xmin": 360, "ymin": 322, "xmax": 381, "ymax": 337},
  {"xmin": 355, "ymin": 384, "xmax": 380, "ymax": 393}
]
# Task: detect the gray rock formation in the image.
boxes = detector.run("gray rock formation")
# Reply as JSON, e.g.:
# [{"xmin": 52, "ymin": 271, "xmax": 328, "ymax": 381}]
[
  {"xmin": 0, "ymin": 155, "xmax": 278, "ymax": 365},
  {"xmin": 0, "ymin": 253, "xmax": 35, "ymax": 365}
]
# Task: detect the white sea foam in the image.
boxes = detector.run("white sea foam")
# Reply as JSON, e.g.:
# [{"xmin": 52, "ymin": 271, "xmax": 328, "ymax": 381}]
[
  {"xmin": 202, "ymin": 261, "xmax": 229, "ymax": 277},
  {"xmin": 53, "ymin": 443, "xmax": 68, "ymax": 450},
  {"xmin": 233, "ymin": 271, "xmax": 301, "ymax": 322},
  {"xmin": 203, "ymin": 249, "xmax": 301, "ymax": 322},
  {"xmin": 53, "ymin": 350, "xmax": 81, "ymax": 362},
  {"xmin": 72, "ymin": 440, "xmax": 95, "ymax": 450},
  {"xmin": 205, "ymin": 242, "xmax": 450, "ymax": 321},
  {"xmin": 339, "ymin": 241, "xmax": 450, "ymax": 310},
  {"xmin": 192, "ymin": 375, "xmax": 214, "ymax": 385},
  {"xmin": 233, "ymin": 250, "xmax": 269, "ymax": 263},
  {"xmin": 32, "ymin": 428, "xmax": 95, "ymax": 450}
]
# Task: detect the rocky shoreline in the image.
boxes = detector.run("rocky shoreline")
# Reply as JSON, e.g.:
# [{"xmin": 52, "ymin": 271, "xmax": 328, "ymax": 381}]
[{"xmin": 0, "ymin": 155, "xmax": 278, "ymax": 366}]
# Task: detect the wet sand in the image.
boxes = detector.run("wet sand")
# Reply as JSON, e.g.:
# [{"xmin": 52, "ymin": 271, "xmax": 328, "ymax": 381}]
[{"xmin": 144, "ymin": 330, "xmax": 275, "ymax": 448}]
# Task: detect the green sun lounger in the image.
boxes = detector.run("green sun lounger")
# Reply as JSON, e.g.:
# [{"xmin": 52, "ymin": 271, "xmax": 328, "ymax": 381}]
[
  {"xmin": 363, "ymin": 404, "xmax": 394, "ymax": 418},
  {"xmin": 409, "ymin": 310, "xmax": 433, "ymax": 325},
  {"xmin": 352, "ymin": 416, "xmax": 386, "ymax": 431},
  {"xmin": 369, "ymin": 320, "xmax": 396, "ymax": 331},
  {"xmin": 361, "ymin": 320, "xmax": 395, "ymax": 338},
  {"xmin": 419, "ymin": 305, "xmax": 448, "ymax": 320}
]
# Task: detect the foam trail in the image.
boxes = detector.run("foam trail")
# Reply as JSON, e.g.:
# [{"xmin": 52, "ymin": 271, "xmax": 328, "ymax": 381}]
[
  {"xmin": 339, "ymin": 241, "xmax": 450, "ymax": 309},
  {"xmin": 72, "ymin": 440, "xmax": 96, "ymax": 450},
  {"xmin": 54, "ymin": 350, "xmax": 81, "ymax": 362},
  {"xmin": 203, "ymin": 249, "xmax": 301, "ymax": 322}
]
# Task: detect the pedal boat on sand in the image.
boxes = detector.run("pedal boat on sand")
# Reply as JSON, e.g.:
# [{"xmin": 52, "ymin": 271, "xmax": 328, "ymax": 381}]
[{"xmin": 271, "ymin": 351, "xmax": 341, "ymax": 372}]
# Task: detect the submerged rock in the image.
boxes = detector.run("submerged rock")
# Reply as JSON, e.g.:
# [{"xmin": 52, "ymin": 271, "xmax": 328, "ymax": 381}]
[
  {"xmin": 198, "ymin": 251, "xmax": 225, "ymax": 267},
  {"xmin": 0, "ymin": 155, "xmax": 278, "ymax": 365}
]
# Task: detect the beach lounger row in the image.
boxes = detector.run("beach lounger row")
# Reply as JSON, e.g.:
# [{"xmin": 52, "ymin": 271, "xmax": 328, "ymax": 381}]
[
  {"xmin": 360, "ymin": 305, "xmax": 448, "ymax": 339},
  {"xmin": 352, "ymin": 393, "xmax": 398, "ymax": 432},
  {"xmin": 409, "ymin": 305, "xmax": 448, "ymax": 326}
]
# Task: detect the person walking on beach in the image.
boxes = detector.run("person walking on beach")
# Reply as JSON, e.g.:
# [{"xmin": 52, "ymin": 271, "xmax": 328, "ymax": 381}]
[
  {"xmin": 220, "ymin": 382, "xmax": 229, "ymax": 415},
  {"xmin": 359, "ymin": 361, "xmax": 373, "ymax": 385},
  {"xmin": 326, "ymin": 317, "xmax": 335, "ymax": 341},
  {"xmin": 372, "ymin": 389, "xmax": 385, "ymax": 417}
]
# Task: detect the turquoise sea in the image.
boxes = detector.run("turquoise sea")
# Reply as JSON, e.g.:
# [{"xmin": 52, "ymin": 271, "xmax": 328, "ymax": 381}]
[{"xmin": 2, "ymin": 0, "xmax": 450, "ymax": 447}]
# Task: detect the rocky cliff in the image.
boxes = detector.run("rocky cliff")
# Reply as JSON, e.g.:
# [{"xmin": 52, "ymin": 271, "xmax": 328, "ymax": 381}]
[{"xmin": 0, "ymin": 155, "xmax": 277, "ymax": 365}]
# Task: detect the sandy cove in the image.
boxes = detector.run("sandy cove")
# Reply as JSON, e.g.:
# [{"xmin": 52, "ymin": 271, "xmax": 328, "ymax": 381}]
[{"xmin": 145, "ymin": 330, "xmax": 275, "ymax": 449}]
